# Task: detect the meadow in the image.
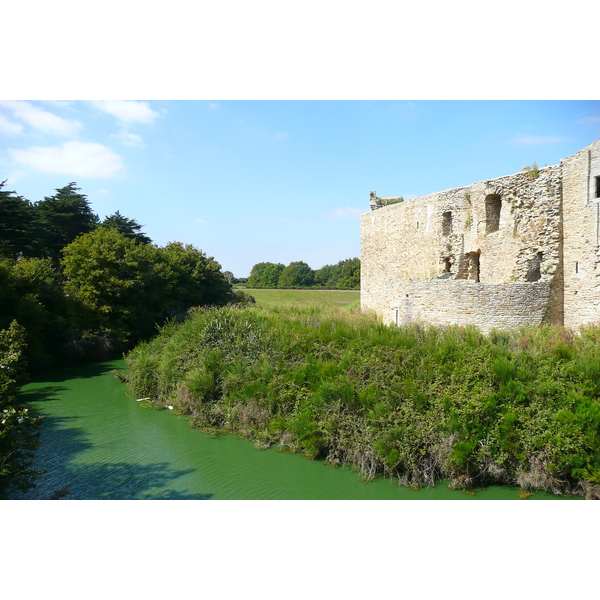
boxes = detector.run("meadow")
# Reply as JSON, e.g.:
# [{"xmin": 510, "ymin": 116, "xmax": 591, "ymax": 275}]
[{"xmin": 240, "ymin": 288, "xmax": 360, "ymax": 310}]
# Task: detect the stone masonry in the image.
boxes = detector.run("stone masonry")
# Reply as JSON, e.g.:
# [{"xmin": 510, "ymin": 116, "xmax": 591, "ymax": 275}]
[{"xmin": 360, "ymin": 138, "xmax": 600, "ymax": 333}]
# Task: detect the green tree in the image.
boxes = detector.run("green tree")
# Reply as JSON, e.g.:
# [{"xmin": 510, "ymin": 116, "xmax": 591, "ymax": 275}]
[
  {"xmin": 61, "ymin": 227, "xmax": 162, "ymax": 348},
  {"xmin": 0, "ymin": 257, "xmax": 69, "ymax": 368},
  {"xmin": 247, "ymin": 262, "xmax": 285, "ymax": 288},
  {"xmin": 278, "ymin": 261, "xmax": 315, "ymax": 288},
  {"xmin": 338, "ymin": 258, "xmax": 361, "ymax": 289},
  {"xmin": 102, "ymin": 210, "xmax": 152, "ymax": 245},
  {"xmin": 314, "ymin": 263, "xmax": 341, "ymax": 288},
  {"xmin": 0, "ymin": 180, "xmax": 36, "ymax": 259},
  {"xmin": 62, "ymin": 230, "xmax": 234, "ymax": 350},
  {"xmin": 314, "ymin": 258, "xmax": 361, "ymax": 289},
  {"xmin": 157, "ymin": 242, "xmax": 233, "ymax": 316},
  {"xmin": 34, "ymin": 183, "xmax": 100, "ymax": 262}
]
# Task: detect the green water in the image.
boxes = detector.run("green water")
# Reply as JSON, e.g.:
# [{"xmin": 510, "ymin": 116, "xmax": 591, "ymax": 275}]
[{"xmin": 8, "ymin": 359, "xmax": 574, "ymax": 500}]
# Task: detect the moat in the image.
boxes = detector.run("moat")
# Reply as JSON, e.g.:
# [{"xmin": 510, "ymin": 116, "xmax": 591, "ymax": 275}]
[{"xmin": 8, "ymin": 359, "xmax": 574, "ymax": 500}]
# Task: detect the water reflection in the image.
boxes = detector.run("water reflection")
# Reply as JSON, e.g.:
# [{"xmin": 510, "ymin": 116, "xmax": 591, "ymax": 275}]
[{"xmin": 9, "ymin": 411, "xmax": 211, "ymax": 500}]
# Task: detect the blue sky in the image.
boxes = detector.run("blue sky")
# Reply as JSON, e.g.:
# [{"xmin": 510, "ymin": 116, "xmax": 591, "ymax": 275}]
[{"xmin": 1, "ymin": 100, "xmax": 599, "ymax": 277}]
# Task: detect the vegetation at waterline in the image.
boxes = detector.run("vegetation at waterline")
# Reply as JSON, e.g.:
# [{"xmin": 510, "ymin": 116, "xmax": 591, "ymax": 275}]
[
  {"xmin": 123, "ymin": 305, "xmax": 600, "ymax": 498},
  {"xmin": 0, "ymin": 321, "xmax": 40, "ymax": 495}
]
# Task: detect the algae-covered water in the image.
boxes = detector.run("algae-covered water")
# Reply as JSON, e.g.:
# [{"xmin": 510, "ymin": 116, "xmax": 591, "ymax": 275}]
[{"xmin": 8, "ymin": 359, "xmax": 574, "ymax": 500}]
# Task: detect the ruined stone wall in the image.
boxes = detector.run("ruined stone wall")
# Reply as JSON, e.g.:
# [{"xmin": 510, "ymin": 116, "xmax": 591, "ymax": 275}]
[
  {"xmin": 562, "ymin": 139, "xmax": 600, "ymax": 328},
  {"xmin": 361, "ymin": 156, "xmax": 565, "ymax": 332},
  {"xmin": 391, "ymin": 280, "xmax": 553, "ymax": 333}
]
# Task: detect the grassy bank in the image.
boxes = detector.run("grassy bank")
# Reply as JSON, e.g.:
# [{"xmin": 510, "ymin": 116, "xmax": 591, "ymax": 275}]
[{"xmin": 122, "ymin": 305, "xmax": 600, "ymax": 498}]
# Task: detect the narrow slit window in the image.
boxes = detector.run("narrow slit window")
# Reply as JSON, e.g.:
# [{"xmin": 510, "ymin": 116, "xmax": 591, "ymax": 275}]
[
  {"xmin": 595, "ymin": 176, "xmax": 600, "ymax": 199},
  {"xmin": 442, "ymin": 211, "xmax": 453, "ymax": 236}
]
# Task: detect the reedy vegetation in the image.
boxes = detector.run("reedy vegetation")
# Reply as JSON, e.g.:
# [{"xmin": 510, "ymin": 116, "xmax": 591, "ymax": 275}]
[{"xmin": 124, "ymin": 305, "xmax": 600, "ymax": 498}]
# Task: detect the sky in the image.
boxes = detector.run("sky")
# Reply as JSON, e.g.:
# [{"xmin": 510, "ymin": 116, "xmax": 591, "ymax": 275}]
[{"xmin": 2, "ymin": 100, "xmax": 599, "ymax": 277}]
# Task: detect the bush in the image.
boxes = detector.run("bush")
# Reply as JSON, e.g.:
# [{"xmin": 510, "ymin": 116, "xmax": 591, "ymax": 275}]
[{"xmin": 122, "ymin": 309, "xmax": 600, "ymax": 498}]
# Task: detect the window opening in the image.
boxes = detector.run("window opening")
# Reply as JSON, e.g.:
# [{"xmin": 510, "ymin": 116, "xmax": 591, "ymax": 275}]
[
  {"xmin": 443, "ymin": 257, "xmax": 452, "ymax": 273},
  {"xmin": 466, "ymin": 251, "xmax": 480, "ymax": 282},
  {"xmin": 442, "ymin": 211, "xmax": 453, "ymax": 236},
  {"xmin": 485, "ymin": 194, "xmax": 502, "ymax": 234},
  {"xmin": 595, "ymin": 177, "xmax": 600, "ymax": 199},
  {"xmin": 576, "ymin": 262, "xmax": 579, "ymax": 274},
  {"xmin": 527, "ymin": 252, "xmax": 543, "ymax": 282}
]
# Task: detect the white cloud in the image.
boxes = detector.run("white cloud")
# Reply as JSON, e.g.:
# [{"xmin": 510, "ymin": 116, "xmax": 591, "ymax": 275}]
[
  {"xmin": 194, "ymin": 218, "xmax": 206, "ymax": 223},
  {"xmin": 578, "ymin": 115, "xmax": 600, "ymax": 126},
  {"xmin": 112, "ymin": 131, "xmax": 145, "ymax": 147},
  {"xmin": 506, "ymin": 133, "xmax": 566, "ymax": 146},
  {"xmin": 208, "ymin": 102, "xmax": 219, "ymax": 110},
  {"xmin": 9, "ymin": 141, "xmax": 124, "ymax": 178},
  {"xmin": 323, "ymin": 207, "xmax": 363, "ymax": 219},
  {"xmin": 0, "ymin": 100, "xmax": 82, "ymax": 136},
  {"xmin": 91, "ymin": 100, "xmax": 160, "ymax": 124},
  {"xmin": 0, "ymin": 113, "xmax": 23, "ymax": 136}
]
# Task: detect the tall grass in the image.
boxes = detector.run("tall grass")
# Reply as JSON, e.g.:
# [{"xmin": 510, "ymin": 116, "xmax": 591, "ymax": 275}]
[{"xmin": 123, "ymin": 307, "xmax": 600, "ymax": 498}]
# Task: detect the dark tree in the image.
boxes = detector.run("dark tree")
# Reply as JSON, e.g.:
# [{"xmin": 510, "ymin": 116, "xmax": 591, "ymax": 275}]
[
  {"xmin": 102, "ymin": 210, "xmax": 152, "ymax": 245},
  {"xmin": 33, "ymin": 183, "xmax": 100, "ymax": 262},
  {"xmin": 0, "ymin": 180, "xmax": 36, "ymax": 259}
]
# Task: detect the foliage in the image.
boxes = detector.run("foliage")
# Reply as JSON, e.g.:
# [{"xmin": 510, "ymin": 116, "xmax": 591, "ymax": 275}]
[
  {"xmin": 0, "ymin": 321, "xmax": 40, "ymax": 496},
  {"xmin": 522, "ymin": 162, "xmax": 540, "ymax": 180},
  {"xmin": 314, "ymin": 258, "xmax": 360, "ymax": 290},
  {"xmin": 278, "ymin": 261, "xmax": 315, "ymax": 288},
  {"xmin": 123, "ymin": 309, "xmax": 600, "ymax": 498},
  {"xmin": 248, "ymin": 258, "xmax": 360, "ymax": 290},
  {"xmin": 247, "ymin": 262, "xmax": 285, "ymax": 288},
  {"xmin": 0, "ymin": 257, "xmax": 70, "ymax": 368},
  {"xmin": 101, "ymin": 210, "xmax": 152, "ymax": 245},
  {"xmin": 376, "ymin": 196, "xmax": 404, "ymax": 206},
  {"xmin": 0, "ymin": 180, "xmax": 36, "ymax": 260},
  {"xmin": 158, "ymin": 242, "xmax": 233, "ymax": 315},
  {"xmin": 61, "ymin": 230, "xmax": 234, "ymax": 351},
  {"xmin": 33, "ymin": 183, "xmax": 100, "ymax": 262}
]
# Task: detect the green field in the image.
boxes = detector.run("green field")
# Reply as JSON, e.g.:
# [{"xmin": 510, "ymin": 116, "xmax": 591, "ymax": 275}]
[{"xmin": 241, "ymin": 288, "xmax": 360, "ymax": 310}]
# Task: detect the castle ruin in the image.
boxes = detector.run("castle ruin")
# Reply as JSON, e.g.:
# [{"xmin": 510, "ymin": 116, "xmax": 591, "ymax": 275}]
[{"xmin": 360, "ymin": 138, "xmax": 600, "ymax": 333}]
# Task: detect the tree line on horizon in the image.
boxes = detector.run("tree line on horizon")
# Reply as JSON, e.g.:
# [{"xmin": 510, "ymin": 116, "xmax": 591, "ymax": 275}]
[{"xmin": 246, "ymin": 258, "xmax": 360, "ymax": 290}]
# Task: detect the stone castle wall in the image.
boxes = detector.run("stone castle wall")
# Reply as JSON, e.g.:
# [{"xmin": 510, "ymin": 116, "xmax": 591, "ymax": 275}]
[
  {"xmin": 562, "ymin": 141, "xmax": 600, "ymax": 328},
  {"xmin": 361, "ymin": 139, "xmax": 600, "ymax": 333}
]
